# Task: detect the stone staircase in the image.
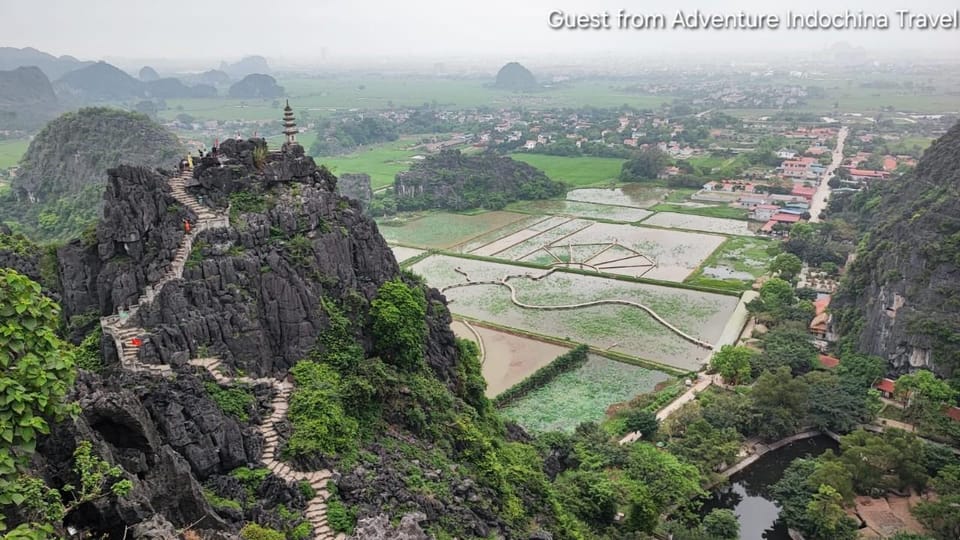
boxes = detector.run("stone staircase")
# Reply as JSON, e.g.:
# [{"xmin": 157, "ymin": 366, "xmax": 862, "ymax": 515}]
[
  {"xmin": 98, "ymin": 168, "xmax": 340, "ymax": 538},
  {"xmin": 188, "ymin": 358, "xmax": 341, "ymax": 540}
]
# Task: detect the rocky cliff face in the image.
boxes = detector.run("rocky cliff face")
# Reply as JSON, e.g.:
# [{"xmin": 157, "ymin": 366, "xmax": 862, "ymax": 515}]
[
  {"xmin": 16, "ymin": 136, "xmax": 566, "ymax": 539},
  {"xmin": 1, "ymin": 108, "xmax": 183, "ymax": 241},
  {"xmin": 834, "ymin": 121, "xmax": 960, "ymax": 376},
  {"xmin": 337, "ymin": 173, "xmax": 373, "ymax": 212}
]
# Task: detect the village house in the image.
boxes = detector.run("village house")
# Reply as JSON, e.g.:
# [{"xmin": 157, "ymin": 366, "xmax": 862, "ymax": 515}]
[
  {"xmin": 738, "ymin": 194, "xmax": 769, "ymax": 208},
  {"xmin": 790, "ymin": 185, "xmax": 817, "ymax": 200},
  {"xmin": 657, "ymin": 166, "xmax": 681, "ymax": 178},
  {"xmin": 817, "ymin": 354, "xmax": 840, "ymax": 369},
  {"xmin": 809, "ymin": 295, "xmax": 832, "ymax": 341},
  {"xmin": 780, "ymin": 157, "xmax": 819, "ymax": 179},
  {"xmin": 848, "ymin": 168, "xmax": 890, "ymax": 181},
  {"xmin": 875, "ymin": 378, "xmax": 897, "ymax": 399},
  {"xmin": 750, "ymin": 204, "xmax": 781, "ymax": 221},
  {"xmin": 882, "ymin": 155, "xmax": 898, "ymax": 172}
]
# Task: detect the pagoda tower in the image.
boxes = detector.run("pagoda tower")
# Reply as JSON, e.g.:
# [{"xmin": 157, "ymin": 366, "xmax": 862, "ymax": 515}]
[{"xmin": 282, "ymin": 100, "xmax": 298, "ymax": 146}]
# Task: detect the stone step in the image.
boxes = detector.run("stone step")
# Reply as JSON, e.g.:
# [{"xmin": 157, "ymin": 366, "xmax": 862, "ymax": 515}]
[{"xmin": 310, "ymin": 470, "xmax": 331, "ymax": 483}]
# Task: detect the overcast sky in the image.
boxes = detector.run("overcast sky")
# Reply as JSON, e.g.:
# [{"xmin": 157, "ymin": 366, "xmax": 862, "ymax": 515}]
[{"xmin": 3, "ymin": 0, "xmax": 958, "ymax": 65}]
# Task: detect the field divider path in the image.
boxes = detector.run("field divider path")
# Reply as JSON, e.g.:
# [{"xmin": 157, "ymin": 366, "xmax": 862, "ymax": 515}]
[
  {"xmin": 487, "ymin": 217, "xmax": 573, "ymax": 258},
  {"xmin": 513, "ymin": 221, "xmax": 595, "ymax": 261},
  {"xmin": 459, "ymin": 319, "xmax": 486, "ymax": 363},
  {"xmin": 442, "ymin": 267, "xmax": 714, "ymax": 350},
  {"xmin": 459, "ymin": 214, "xmax": 554, "ymax": 255},
  {"xmin": 98, "ymin": 168, "xmax": 340, "ymax": 539}
]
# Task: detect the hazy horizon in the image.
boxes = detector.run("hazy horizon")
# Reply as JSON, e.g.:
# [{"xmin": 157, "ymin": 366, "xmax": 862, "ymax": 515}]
[{"xmin": 3, "ymin": 0, "xmax": 959, "ymax": 71}]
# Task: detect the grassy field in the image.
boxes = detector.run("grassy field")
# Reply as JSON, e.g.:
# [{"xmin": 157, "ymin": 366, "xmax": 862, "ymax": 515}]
[
  {"xmin": 804, "ymin": 89, "xmax": 960, "ymax": 114},
  {"xmin": 508, "ymin": 154, "xmax": 626, "ymax": 187},
  {"xmin": 647, "ymin": 203, "xmax": 749, "ymax": 220},
  {"xmin": 685, "ymin": 236, "xmax": 775, "ymax": 291},
  {"xmin": 0, "ymin": 139, "xmax": 30, "ymax": 169},
  {"xmin": 156, "ymin": 78, "xmax": 674, "ymax": 122},
  {"xmin": 724, "ymin": 89, "xmax": 960, "ymax": 117},
  {"xmin": 376, "ymin": 211, "xmax": 531, "ymax": 249},
  {"xmin": 685, "ymin": 155, "xmax": 749, "ymax": 177},
  {"xmin": 500, "ymin": 355, "xmax": 670, "ymax": 433},
  {"xmin": 315, "ymin": 138, "xmax": 425, "ymax": 189},
  {"xmin": 884, "ymin": 136, "xmax": 934, "ymax": 156}
]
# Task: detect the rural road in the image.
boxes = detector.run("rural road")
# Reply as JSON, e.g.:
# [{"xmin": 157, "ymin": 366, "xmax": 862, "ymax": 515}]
[{"xmin": 809, "ymin": 126, "xmax": 848, "ymax": 223}]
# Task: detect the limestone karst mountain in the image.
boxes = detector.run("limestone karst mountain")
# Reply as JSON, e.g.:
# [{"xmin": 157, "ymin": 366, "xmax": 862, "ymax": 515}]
[
  {"xmin": 0, "ymin": 108, "xmax": 183, "ymax": 241},
  {"xmin": 228, "ymin": 73, "xmax": 285, "ymax": 98},
  {"xmin": 834, "ymin": 121, "xmax": 960, "ymax": 377},
  {"xmin": 493, "ymin": 61, "xmax": 538, "ymax": 91},
  {"xmin": 0, "ymin": 46, "xmax": 92, "ymax": 80},
  {"xmin": 0, "ymin": 65, "xmax": 60, "ymax": 129}
]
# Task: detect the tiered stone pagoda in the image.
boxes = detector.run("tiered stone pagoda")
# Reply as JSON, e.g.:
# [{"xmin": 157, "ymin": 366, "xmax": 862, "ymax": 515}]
[{"xmin": 282, "ymin": 100, "xmax": 298, "ymax": 150}]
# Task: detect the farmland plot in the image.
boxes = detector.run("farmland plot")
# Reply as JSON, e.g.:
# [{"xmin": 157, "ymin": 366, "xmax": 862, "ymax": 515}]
[
  {"xmin": 642, "ymin": 212, "xmax": 755, "ymax": 236},
  {"xmin": 508, "ymin": 199, "xmax": 653, "ymax": 223},
  {"xmin": 376, "ymin": 211, "xmax": 529, "ymax": 249},
  {"xmin": 500, "ymin": 355, "xmax": 671, "ymax": 433},
  {"xmin": 566, "ymin": 185, "xmax": 672, "ymax": 208},
  {"xmin": 558, "ymin": 223, "xmax": 726, "ymax": 281},
  {"xmin": 390, "ymin": 246, "xmax": 426, "ymax": 264},
  {"xmin": 412, "ymin": 255, "xmax": 739, "ymax": 371},
  {"xmin": 450, "ymin": 321, "xmax": 570, "ymax": 397}
]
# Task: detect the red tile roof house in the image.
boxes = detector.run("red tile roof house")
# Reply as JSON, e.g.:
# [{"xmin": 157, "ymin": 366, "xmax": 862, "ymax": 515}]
[
  {"xmin": 847, "ymin": 168, "xmax": 890, "ymax": 181},
  {"xmin": 874, "ymin": 378, "xmax": 897, "ymax": 398},
  {"xmin": 791, "ymin": 185, "xmax": 817, "ymax": 200},
  {"xmin": 760, "ymin": 214, "xmax": 801, "ymax": 235},
  {"xmin": 810, "ymin": 296, "xmax": 832, "ymax": 340},
  {"xmin": 771, "ymin": 213, "xmax": 802, "ymax": 224},
  {"xmin": 818, "ymin": 354, "xmax": 840, "ymax": 369},
  {"xmin": 781, "ymin": 157, "xmax": 818, "ymax": 178},
  {"xmin": 945, "ymin": 406, "xmax": 960, "ymax": 422}
]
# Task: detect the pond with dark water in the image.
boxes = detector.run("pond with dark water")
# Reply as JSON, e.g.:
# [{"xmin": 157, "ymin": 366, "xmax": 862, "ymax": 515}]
[{"xmin": 699, "ymin": 436, "xmax": 839, "ymax": 540}]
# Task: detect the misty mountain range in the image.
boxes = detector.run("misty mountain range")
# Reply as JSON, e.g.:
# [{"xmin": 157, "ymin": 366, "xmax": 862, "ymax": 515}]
[{"xmin": 0, "ymin": 47, "xmax": 278, "ymax": 130}]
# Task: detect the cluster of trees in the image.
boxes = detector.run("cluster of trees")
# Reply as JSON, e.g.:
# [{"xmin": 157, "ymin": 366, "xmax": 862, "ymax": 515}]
[
  {"xmin": 773, "ymin": 428, "xmax": 957, "ymax": 539},
  {"xmin": 746, "ymin": 277, "xmax": 816, "ymax": 327},
  {"xmin": 619, "ymin": 148, "xmax": 668, "ymax": 182},
  {"xmin": 309, "ymin": 117, "xmax": 398, "ymax": 157},
  {"xmin": 705, "ymin": 347, "xmax": 882, "ymax": 440},
  {"xmin": 392, "ymin": 150, "xmax": 565, "ymax": 212},
  {"xmin": 0, "ymin": 270, "xmax": 132, "ymax": 537}
]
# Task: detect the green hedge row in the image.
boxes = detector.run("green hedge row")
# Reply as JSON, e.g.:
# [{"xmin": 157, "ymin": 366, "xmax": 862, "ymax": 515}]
[{"xmin": 493, "ymin": 344, "xmax": 590, "ymax": 408}]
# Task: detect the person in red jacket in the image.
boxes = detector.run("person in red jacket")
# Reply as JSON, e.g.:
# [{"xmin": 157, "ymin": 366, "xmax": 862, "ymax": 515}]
[{"xmin": 184, "ymin": 219, "xmax": 192, "ymax": 233}]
